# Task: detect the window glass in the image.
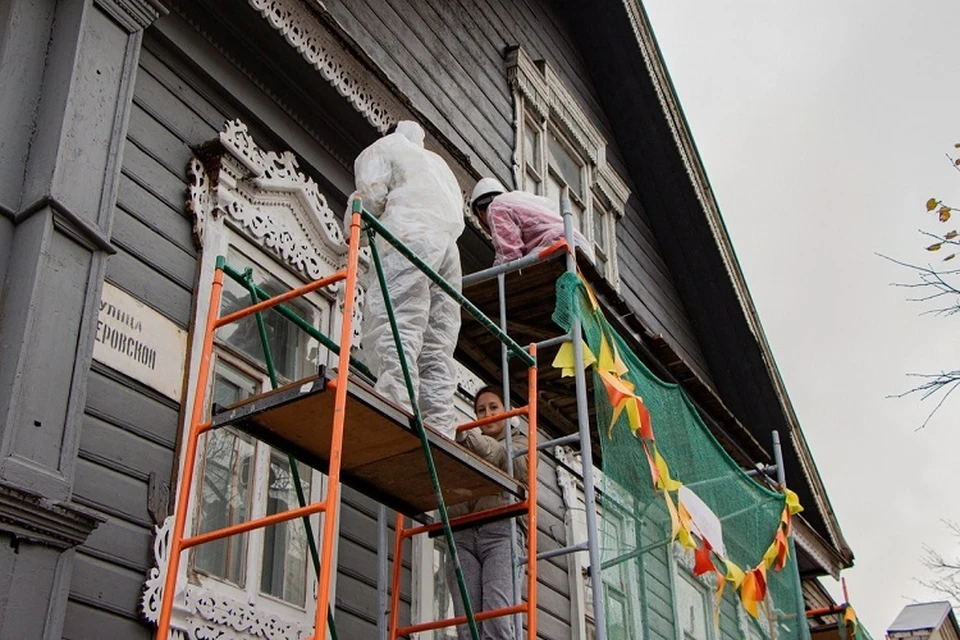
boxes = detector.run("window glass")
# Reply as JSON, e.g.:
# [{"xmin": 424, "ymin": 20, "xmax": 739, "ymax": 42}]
[
  {"xmin": 676, "ymin": 570, "xmax": 710, "ymax": 639},
  {"xmin": 548, "ymin": 131, "xmax": 583, "ymax": 196},
  {"xmin": 524, "ymin": 125, "xmax": 540, "ymax": 173},
  {"xmin": 219, "ymin": 248, "xmax": 315, "ymax": 381},
  {"xmin": 194, "ymin": 364, "xmax": 259, "ymax": 585},
  {"xmin": 573, "ymin": 199, "xmax": 586, "ymax": 237},
  {"xmin": 547, "ymin": 174, "xmax": 563, "ymax": 210},
  {"xmin": 431, "ymin": 538, "xmax": 459, "ymax": 639},
  {"xmin": 260, "ymin": 451, "xmax": 312, "ymax": 606},
  {"xmin": 605, "ymin": 592, "xmax": 628, "ymax": 640},
  {"xmin": 593, "ymin": 207, "xmax": 607, "ymax": 252}
]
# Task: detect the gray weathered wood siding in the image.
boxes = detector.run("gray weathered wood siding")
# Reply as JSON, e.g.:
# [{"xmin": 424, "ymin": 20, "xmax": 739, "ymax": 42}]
[
  {"xmin": 64, "ymin": 36, "xmax": 203, "ymax": 638},
  {"xmin": 533, "ymin": 453, "xmax": 574, "ymax": 638},
  {"xmin": 321, "ymin": 0, "xmax": 714, "ymax": 386}
]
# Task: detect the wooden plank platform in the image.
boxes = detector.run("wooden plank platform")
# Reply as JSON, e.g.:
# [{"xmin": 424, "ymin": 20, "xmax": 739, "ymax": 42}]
[{"xmin": 211, "ymin": 372, "xmax": 524, "ymax": 517}]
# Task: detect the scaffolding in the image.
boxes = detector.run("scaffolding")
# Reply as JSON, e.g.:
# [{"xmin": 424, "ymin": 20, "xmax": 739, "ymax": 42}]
[
  {"xmin": 154, "ymin": 201, "xmax": 545, "ymax": 640},
  {"xmin": 153, "ymin": 195, "xmax": 807, "ymax": 640}
]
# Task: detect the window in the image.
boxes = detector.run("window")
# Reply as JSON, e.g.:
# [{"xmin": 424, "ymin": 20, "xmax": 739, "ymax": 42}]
[
  {"xmin": 671, "ymin": 541, "xmax": 719, "ymax": 640},
  {"xmin": 523, "ymin": 120, "xmax": 542, "ymax": 195},
  {"xmin": 592, "ymin": 197, "xmax": 613, "ymax": 279},
  {"xmin": 506, "ymin": 47, "xmax": 631, "ymax": 287},
  {"xmin": 556, "ymin": 448, "xmax": 644, "ymax": 640},
  {"xmin": 675, "ymin": 568, "xmax": 712, "ymax": 640},
  {"xmin": 188, "ymin": 239, "xmax": 334, "ymax": 618},
  {"xmin": 599, "ymin": 509, "xmax": 642, "ymax": 640},
  {"xmin": 144, "ymin": 118, "xmax": 357, "ymax": 638}
]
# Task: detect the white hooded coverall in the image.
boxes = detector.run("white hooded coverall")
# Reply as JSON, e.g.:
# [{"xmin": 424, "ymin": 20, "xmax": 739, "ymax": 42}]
[{"xmin": 353, "ymin": 121, "xmax": 465, "ymax": 439}]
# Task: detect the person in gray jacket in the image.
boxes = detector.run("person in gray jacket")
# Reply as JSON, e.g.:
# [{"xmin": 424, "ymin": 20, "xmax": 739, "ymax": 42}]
[{"xmin": 445, "ymin": 385, "xmax": 529, "ymax": 639}]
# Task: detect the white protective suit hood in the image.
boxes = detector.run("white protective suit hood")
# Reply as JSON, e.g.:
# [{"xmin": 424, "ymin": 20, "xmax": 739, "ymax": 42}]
[{"xmin": 394, "ymin": 120, "xmax": 425, "ymax": 146}]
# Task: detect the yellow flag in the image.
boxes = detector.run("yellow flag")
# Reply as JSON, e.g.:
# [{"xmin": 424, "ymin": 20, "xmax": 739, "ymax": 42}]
[
  {"xmin": 724, "ymin": 559, "xmax": 745, "ymax": 590},
  {"xmin": 654, "ymin": 449, "xmax": 682, "ymax": 492},
  {"xmin": 597, "ymin": 333, "xmax": 616, "ymax": 373},
  {"xmin": 551, "ymin": 340, "xmax": 596, "ymax": 377},
  {"xmin": 784, "ymin": 488, "xmax": 803, "ymax": 515},
  {"xmin": 762, "ymin": 540, "xmax": 779, "ymax": 569},
  {"xmin": 664, "ymin": 490, "xmax": 681, "ymax": 541},
  {"xmin": 678, "ymin": 524, "xmax": 696, "ymax": 550},
  {"xmin": 580, "ymin": 273, "xmax": 600, "ymax": 310},
  {"xmin": 843, "ymin": 605, "xmax": 858, "ymax": 628}
]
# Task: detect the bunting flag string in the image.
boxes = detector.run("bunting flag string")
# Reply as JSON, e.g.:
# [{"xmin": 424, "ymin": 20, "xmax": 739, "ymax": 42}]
[{"xmin": 554, "ymin": 273, "xmax": 805, "ymax": 623}]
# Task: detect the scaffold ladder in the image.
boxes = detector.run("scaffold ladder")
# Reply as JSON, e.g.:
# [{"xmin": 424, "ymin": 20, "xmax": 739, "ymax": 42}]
[{"xmin": 153, "ymin": 206, "xmax": 365, "ymax": 640}]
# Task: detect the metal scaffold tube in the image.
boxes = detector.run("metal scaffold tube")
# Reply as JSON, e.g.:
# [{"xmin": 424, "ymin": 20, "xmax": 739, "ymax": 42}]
[
  {"xmin": 774, "ymin": 431, "xmax": 810, "ymax": 632},
  {"xmin": 562, "ymin": 202, "xmax": 608, "ymax": 640},
  {"xmin": 497, "ymin": 272, "xmax": 524, "ymax": 640}
]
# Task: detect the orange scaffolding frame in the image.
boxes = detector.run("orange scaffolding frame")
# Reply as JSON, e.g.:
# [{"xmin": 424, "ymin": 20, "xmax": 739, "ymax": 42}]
[
  {"xmin": 154, "ymin": 211, "xmax": 363, "ymax": 639},
  {"xmin": 388, "ymin": 349, "xmax": 538, "ymax": 639},
  {"xmin": 153, "ymin": 205, "xmax": 542, "ymax": 639}
]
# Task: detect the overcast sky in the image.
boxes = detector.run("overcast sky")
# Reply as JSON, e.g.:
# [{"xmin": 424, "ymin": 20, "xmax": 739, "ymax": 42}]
[{"xmin": 642, "ymin": 1, "xmax": 960, "ymax": 634}]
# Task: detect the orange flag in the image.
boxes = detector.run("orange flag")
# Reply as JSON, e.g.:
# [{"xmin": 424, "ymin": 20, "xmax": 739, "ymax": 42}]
[{"xmin": 774, "ymin": 527, "xmax": 789, "ymax": 570}]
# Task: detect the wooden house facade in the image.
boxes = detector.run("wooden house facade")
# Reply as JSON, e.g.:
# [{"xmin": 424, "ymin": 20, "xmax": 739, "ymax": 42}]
[{"xmin": 0, "ymin": 0, "xmax": 853, "ymax": 638}]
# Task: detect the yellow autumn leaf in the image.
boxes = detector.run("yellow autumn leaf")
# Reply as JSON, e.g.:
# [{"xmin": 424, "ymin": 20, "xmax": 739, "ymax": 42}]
[
  {"xmin": 945, "ymin": 254, "xmax": 956, "ymax": 262},
  {"xmin": 945, "ymin": 230, "xmax": 958, "ymax": 240},
  {"xmin": 941, "ymin": 208, "xmax": 952, "ymax": 222},
  {"xmin": 927, "ymin": 243, "xmax": 943, "ymax": 251},
  {"xmin": 927, "ymin": 198, "xmax": 939, "ymax": 211}
]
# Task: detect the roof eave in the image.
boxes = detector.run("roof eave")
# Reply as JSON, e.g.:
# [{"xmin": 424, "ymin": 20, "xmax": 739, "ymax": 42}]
[{"xmin": 616, "ymin": 0, "xmax": 853, "ymax": 563}]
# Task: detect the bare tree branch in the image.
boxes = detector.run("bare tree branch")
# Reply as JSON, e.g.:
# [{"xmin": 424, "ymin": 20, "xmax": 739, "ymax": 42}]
[{"xmin": 917, "ymin": 521, "xmax": 960, "ymax": 604}]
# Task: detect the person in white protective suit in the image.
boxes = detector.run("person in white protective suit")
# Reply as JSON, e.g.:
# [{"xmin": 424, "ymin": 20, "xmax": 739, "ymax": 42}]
[{"xmin": 352, "ymin": 121, "xmax": 465, "ymax": 440}]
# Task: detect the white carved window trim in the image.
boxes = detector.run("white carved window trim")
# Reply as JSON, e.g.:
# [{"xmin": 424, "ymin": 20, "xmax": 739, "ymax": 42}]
[
  {"xmin": 556, "ymin": 447, "xmax": 644, "ymax": 640},
  {"xmin": 142, "ymin": 119, "xmax": 362, "ymax": 640},
  {"xmin": 506, "ymin": 47, "xmax": 631, "ymax": 289}
]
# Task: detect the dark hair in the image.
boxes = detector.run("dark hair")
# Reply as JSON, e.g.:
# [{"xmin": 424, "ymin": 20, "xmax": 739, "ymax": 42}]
[
  {"xmin": 473, "ymin": 385, "xmax": 505, "ymax": 412},
  {"xmin": 385, "ymin": 122, "xmax": 399, "ymax": 135}
]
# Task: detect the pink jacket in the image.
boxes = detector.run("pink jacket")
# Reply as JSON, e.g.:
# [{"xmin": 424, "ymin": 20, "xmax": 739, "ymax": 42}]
[{"xmin": 486, "ymin": 191, "xmax": 588, "ymax": 265}]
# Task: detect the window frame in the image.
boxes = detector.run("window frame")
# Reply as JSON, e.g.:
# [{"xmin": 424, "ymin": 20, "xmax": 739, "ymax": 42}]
[
  {"xmin": 670, "ymin": 543, "xmax": 717, "ymax": 640},
  {"xmin": 180, "ymin": 227, "xmax": 340, "ymax": 628},
  {"xmin": 556, "ymin": 448, "xmax": 644, "ymax": 640},
  {"xmin": 506, "ymin": 47, "xmax": 630, "ymax": 290},
  {"xmin": 184, "ymin": 234, "xmax": 339, "ymax": 625}
]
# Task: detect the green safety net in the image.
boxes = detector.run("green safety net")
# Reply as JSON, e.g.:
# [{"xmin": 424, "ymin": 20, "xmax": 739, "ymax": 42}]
[
  {"xmin": 552, "ymin": 272, "xmax": 810, "ymax": 640},
  {"xmin": 835, "ymin": 606, "xmax": 873, "ymax": 640}
]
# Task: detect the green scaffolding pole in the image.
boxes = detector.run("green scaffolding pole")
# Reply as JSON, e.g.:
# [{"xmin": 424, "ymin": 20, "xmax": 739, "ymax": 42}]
[
  {"xmin": 238, "ymin": 268, "xmax": 339, "ymax": 640},
  {"xmin": 360, "ymin": 210, "xmax": 534, "ymax": 368},
  {"xmin": 366, "ymin": 226, "xmax": 481, "ymax": 640},
  {"xmin": 222, "ymin": 263, "xmax": 375, "ymax": 382}
]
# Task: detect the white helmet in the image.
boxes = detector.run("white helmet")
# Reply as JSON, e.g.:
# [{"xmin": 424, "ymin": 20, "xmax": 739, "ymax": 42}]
[{"xmin": 470, "ymin": 178, "xmax": 506, "ymax": 215}]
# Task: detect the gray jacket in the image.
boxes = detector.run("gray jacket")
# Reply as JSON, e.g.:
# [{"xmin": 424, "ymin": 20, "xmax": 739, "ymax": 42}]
[{"xmin": 449, "ymin": 427, "xmax": 529, "ymax": 521}]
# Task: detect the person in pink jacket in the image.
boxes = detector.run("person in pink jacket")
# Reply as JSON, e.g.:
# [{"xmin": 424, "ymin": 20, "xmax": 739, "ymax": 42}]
[{"xmin": 469, "ymin": 178, "xmax": 589, "ymax": 266}]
